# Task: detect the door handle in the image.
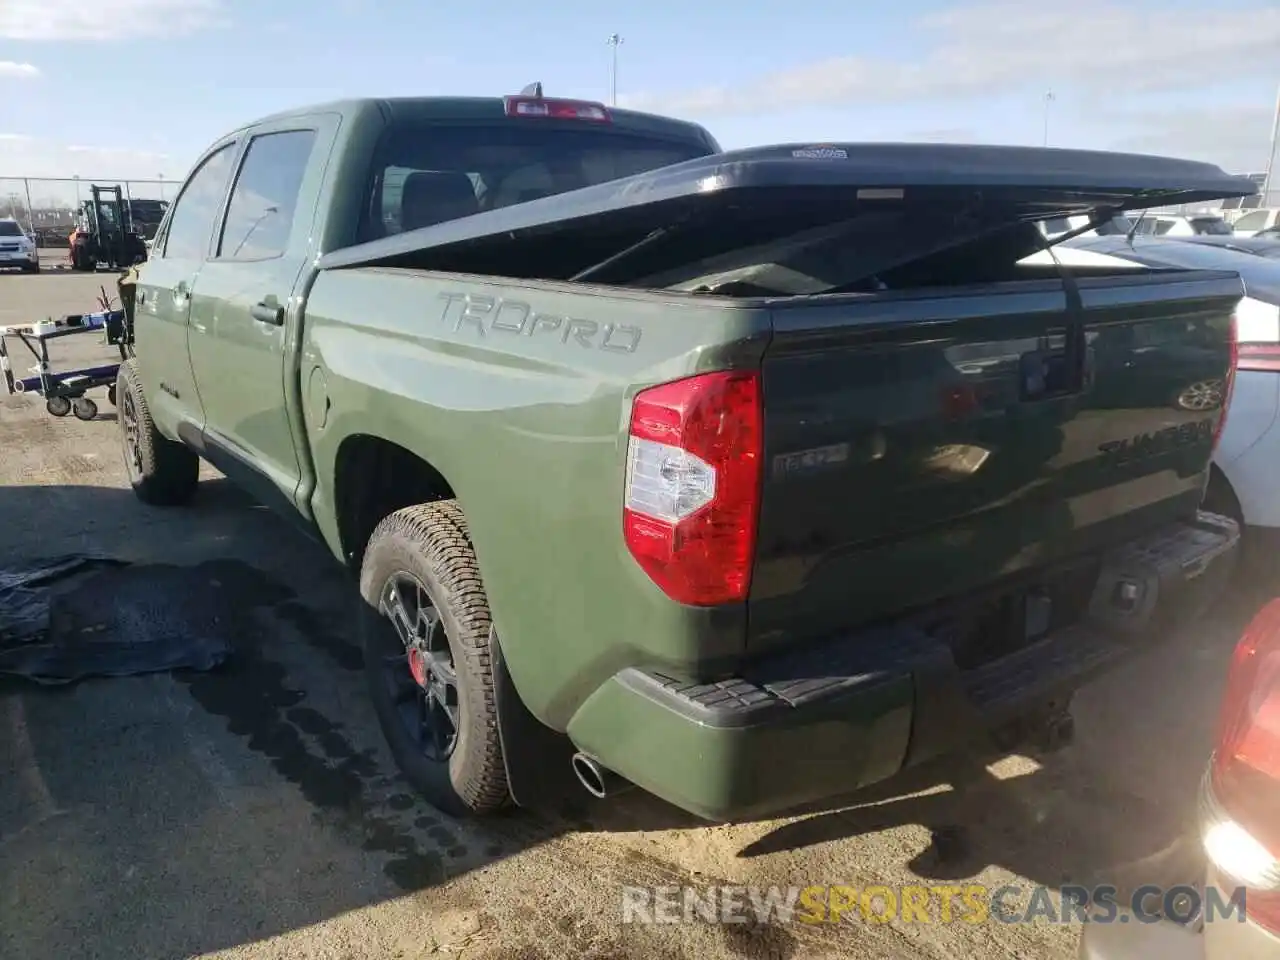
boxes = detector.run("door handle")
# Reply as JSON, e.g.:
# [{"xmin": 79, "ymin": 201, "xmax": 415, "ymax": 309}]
[{"xmin": 251, "ymin": 302, "xmax": 285, "ymax": 326}]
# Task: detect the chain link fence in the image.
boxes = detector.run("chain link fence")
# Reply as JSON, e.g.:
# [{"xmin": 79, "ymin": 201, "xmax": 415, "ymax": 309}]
[{"xmin": 0, "ymin": 176, "xmax": 184, "ymax": 247}]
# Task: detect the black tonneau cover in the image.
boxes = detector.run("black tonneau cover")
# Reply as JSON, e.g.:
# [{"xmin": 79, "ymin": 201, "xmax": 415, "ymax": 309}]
[{"xmin": 321, "ymin": 142, "xmax": 1256, "ymax": 274}]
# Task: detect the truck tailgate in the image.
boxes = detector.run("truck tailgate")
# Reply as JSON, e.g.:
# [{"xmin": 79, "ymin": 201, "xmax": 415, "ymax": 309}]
[{"xmin": 749, "ymin": 271, "xmax": 1242, "ymax": 648}]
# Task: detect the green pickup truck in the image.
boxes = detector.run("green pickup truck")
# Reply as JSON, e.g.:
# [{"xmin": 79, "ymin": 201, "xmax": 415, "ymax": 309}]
[{"xmin": 119, "ymin": 91, "xmax": 1253, "ymax": 822}]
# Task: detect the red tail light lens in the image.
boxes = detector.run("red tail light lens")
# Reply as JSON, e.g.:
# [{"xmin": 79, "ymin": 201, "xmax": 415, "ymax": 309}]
[
  {"xmin": 1208, "ymin": 599, "xmax": 1280, "ymax": 932},
  {"xmin": 623, "ymin": 371, "xmax": 762, "ymax": 606},
  {"xmin": 1211, "ymin": 310, "xmax": 1239, "ymax": 453},
  {"xmin": 1238, "ymin": 343, "xmax": 1280, "ymax": 372}
]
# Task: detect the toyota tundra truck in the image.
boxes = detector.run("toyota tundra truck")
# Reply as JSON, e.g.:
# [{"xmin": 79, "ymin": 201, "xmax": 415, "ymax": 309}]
[{"xmin": 117, "ymin": 92, "xmax": 1252, "ymax": 821}]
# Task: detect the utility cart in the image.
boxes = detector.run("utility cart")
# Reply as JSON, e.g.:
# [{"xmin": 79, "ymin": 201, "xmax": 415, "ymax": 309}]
[{"xmin": 0, "ymin": 308, "xmax": 133, "ymax": 420}]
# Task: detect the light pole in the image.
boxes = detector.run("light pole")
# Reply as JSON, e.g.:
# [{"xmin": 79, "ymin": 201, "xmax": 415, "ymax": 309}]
[
  {"xmin": 606, "ymin": 33, "xmax": 623, "ymax": 107},
  {"xmin": 1261, "ymin": 83, "xmax": 1280, "ymax": 207},
  {"xmin": 1042, "ymin": 90, "xmax": 1056, "ymax": 147},
  {"xmin": 158, "ymin": 173, "xmax": 166, "ymax": 202}
]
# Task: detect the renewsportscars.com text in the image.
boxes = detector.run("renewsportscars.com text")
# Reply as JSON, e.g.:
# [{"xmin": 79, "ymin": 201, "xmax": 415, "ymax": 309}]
[{"xmin": 620, "ymin": 883, "xmax": 1247, "ymax": 926}]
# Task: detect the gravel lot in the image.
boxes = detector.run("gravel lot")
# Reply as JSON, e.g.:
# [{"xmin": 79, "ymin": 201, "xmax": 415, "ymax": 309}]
[{"xmin": 0, "ymin": 270, "xmax": 1267, "ymax": 960}]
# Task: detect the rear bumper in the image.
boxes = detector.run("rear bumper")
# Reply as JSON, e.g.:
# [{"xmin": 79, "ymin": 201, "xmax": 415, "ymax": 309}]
[
  {"xmin": 566, "ymin": 512, "xmax": 1239, "ymax": 821},
  {"xmin": 1079, "ymin": 872, "xmax": 1276, "ymax": 960},
  {"xmin": 1078, "ymin": 913, "xmax": 1205, "ymax": 960}
]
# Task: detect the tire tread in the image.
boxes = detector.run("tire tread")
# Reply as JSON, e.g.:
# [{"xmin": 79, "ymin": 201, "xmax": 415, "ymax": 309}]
[
  {"xmin": 363, "ymin": 500, "xmax": 510, "ymax": 813},
  {"xmin": 118, "ymin": 360, "xmax": 199, "ymax": 506}
]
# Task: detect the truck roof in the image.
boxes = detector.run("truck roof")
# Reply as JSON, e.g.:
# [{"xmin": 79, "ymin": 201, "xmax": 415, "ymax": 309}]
[{"xmin": 244, "ymin": 96, "xmax": 718, "ymax": 149}]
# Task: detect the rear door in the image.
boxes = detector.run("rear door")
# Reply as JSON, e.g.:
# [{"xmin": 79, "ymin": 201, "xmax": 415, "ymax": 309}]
[
  {"xmin": 133, "ymin": 140, "xmax": 239, "ymax": 440},
  {"xmin": 186, "ymin": 116, "xmax": 333, "ymax": 513}
]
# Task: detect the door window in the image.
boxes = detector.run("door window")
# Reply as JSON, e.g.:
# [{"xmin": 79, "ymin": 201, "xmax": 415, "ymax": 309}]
[
  {"xmin": 161, "ymin": 144, "xmax": 236, "ymax": 260},
  {"xmin": 217, "ymin": 130, "xmax": 317, "ymax": 261},
  {"xmin": 1234, "ymin": 210, "xmax": 1269, "ymax": 232}
]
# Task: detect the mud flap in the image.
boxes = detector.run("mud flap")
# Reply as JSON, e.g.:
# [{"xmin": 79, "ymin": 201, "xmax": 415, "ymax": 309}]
[{"xmin": 489, "ymin": 628, "xmax": 582, "ymax": 810}]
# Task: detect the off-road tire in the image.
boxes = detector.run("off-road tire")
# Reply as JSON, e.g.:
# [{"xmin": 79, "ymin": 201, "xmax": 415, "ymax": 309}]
[
  {"xmin": 360, "ymin": 501, "xmax": 511, "ymax": 816},
  {"xmin": 117, "ymin": 360, "xmax": 199, "ymax": 506}
]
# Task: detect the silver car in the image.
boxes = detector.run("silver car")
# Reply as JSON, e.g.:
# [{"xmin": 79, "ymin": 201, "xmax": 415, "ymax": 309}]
[
  {"xmin": 0, "ymin": 218, "xmax": 40, "ymax": 273},
  {"xmin": 1079, "ymin": 601, "xmax": 1280, "ymax": 958}
]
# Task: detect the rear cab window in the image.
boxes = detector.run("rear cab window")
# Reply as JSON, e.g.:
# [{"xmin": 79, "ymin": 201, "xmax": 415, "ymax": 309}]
[
  {"xmin": 1191, "ymin": 217, "xmax": 1233, "ymax": 236},
  {"xmin": 359, "ymin": 121, "xmax": 712, "ymax": 243}
]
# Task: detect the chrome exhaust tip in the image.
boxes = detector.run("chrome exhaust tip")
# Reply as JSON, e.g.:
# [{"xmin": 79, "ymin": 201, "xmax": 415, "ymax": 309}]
[{"xmin": 571, "ymin": 752, "xmax": 630, "ymax": 798}]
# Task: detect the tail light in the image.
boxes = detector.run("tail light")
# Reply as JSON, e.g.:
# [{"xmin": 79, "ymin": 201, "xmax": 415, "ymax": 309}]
[
  {"xmin": 1206, "ymin": 598, "xmax": 1280, "ymax": 933},
  {"xmin": 623, "ymin": 371, "xmax": 762, "ymax": 606},
  {"xmin": 1238, "ymin": 343, "xmax": 1280, "ymax": 372},
  {"xmin": 1211, "ymin": 309, "xmax": 1239, "ymax": 453},
  {"xmin": 503, "ymin": 96, "xmax": 611, "ymax": 122}
]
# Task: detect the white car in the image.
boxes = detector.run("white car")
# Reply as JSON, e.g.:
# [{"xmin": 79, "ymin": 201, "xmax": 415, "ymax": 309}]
[
  {"xmin": 1078, "ymin": 597, "xmax": 1279, "ymax": 959},
  {"xmin": 0, "ymin": 218, "xmax": 40, "ymax": 273},
  {"xmin": 1230, "ymin": 208, "xmax": 1280, "ymax": 237},
  {"xmin": 1130, "ymin": 214, "xmax": 1234, "ymax": 237},
  {"xmin": 1039, "ymin": 213, "xmax": 1138, "ymax": 240},
  {"xmin": 1023, "ymin": 235, "xmax": 1280, "ymax": 563}
]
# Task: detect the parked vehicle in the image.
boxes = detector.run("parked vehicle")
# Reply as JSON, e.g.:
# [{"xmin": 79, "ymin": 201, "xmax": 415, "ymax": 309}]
[
  {"xmin": 0, "ymin": 218, "xmax": 40, "ymax": 273},
  {"xmin": 118, "ymin": 94, "xmax": 1250, "ymax": 820},
  {"xmin": 125, "ymin": 198, "xmax": 169, "ymax": 242},
  {"xmin": 1132, "ymin": 214, "xmax": 1235, "ymax": 237},
  {"xmin": 1037, "ymin": 235, "xmax": 1280, "ymax": 570},
  {"xmin": 1229, "ymin": 207, "xmax": 1280, "ymax": 237},
  {"xmin": 69, "ymin": 185, "xmax": 148, "ymax": 271},
  {"xmin": 1039, "ymin": 213, "xmax": 1137, "ymax": 239},
  {"xmin": 1172, "ymin": 235, "xmax": 1280, "ymax": 260},
  {"xmin": 1078, "ymin": 599, "xmax": 1280, "ymax": 959}
]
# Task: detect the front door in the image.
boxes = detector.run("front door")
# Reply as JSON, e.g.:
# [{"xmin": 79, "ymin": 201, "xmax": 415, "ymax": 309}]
[
  {"xmin": 186, "ymin": 124, "xmax": 324, "ymax": 513},
  {"xmin": 133, "ymin": 140, "xmax": 239, "ymax": 440}
]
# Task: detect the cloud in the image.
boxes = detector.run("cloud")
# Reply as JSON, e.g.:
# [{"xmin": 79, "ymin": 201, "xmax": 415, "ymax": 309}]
[
  {"xmin": 621, "ymin": 1, "xmax": 1280, "ymax": 117},
  {"xmin": 0, "ymin": 61, "xmax": 39, "ymax": 78},
  {"xmin": 0, "ymin": 0, "xmax": 223, "ymax": 40},
  {"xmin": 0, "ymin": 136, "xmax": 179, "ymax": 204},
  {"xmin": 1107, "ymin": 104, "xmax": 1277, "ymax": 175}
]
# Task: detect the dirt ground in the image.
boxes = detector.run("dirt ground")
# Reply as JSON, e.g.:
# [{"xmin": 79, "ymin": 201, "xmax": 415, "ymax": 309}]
[{"xmin": 0, "ymin": 269, "xmax": 1265, "ymax": 960}]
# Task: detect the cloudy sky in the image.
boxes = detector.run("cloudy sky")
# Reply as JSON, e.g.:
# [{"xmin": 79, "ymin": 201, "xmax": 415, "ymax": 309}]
[{"xmin": 0, "ymin": 0, "xmax": 1277, "ymax": 201}]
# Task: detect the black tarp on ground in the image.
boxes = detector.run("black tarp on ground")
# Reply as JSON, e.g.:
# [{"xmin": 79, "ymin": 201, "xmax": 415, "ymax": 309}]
[{"xmin": 0, "ymin": 556, "xmax": 233, "ymax": 684}]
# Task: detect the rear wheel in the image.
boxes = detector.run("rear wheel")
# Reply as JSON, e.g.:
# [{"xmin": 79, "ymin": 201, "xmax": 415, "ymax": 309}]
[
  {"xmin": 360, "ymin": 501, "xmax": 510, "ymax": 817},
  {"xmin": 117, "ymin": 361, "xmax": 199, "ymax": 506}
]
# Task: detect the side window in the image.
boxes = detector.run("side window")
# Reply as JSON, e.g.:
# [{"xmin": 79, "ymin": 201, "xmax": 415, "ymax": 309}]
[
  {"xmin": 1235, "ymin": 211, "xmax": 1267, "ymax": 231},
  {"xmin": 162, "ymin": 144, "xmax": 236, "ymax": 260},
  {"xmin": 217, "ymin": 130, "xmax": 317, "ymax": 261},
  {"xmin": 1153, "ymin": 220, "xmax": 1174, "ymax": 236}
]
